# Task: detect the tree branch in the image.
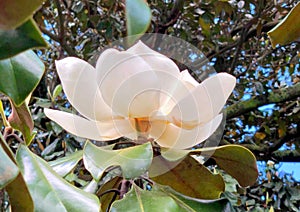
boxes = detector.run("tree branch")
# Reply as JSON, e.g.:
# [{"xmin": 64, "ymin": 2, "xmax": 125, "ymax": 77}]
[
  {"xmin": 157, "ymin": 0, "xmax": 184, "ymax": 33},
  {"xmin": 226, "ymin": 83, "xmax": 300, "ymax": 119},
  {"xmin": 53, "ymin": 0, "xmax": 77, "ymax": 57}
]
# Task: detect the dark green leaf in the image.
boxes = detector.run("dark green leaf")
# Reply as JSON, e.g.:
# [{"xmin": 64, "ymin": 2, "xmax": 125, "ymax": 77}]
[
  {"xmin": 0, "ymin": 19, "xmax": 47, "ymax": 59},
  {"xmin": 0, "ymin": 50, "xmax": 45, "ymax": 106},
  {"xmin": 83, "ymin": 141, "xmax": 153, "ymax": 180},
  {"xmin": 16, "ymin": 145, "xmax": 100, "ymax": 212}
]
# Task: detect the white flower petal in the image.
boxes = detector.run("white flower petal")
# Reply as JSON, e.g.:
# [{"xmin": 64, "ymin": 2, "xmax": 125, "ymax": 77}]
[
  {"xmin": 55, "ymin": 57, "xmax": 113, "ymax": 121},
  {"xmin": 111, "ymin": 71, "xmax": 161, "ymax": 117},
  {"xmin": 180, "ymin": 70, "xmax": 200, "ymax": 90},
  {"xmin": 44, "ymin": 109, "xmax": 135, "ymax": 141},
  {"xmin": 168, "ymin": 73, "xmax": 236, "ymax": 126},
  {"xmin": 127, "ymin": 41, "xmax": 180, "ymax": 77},
  {"xmin": 96, "ymin": 48, "xmax": 161, "ymax": 117},
  {"xmin": 150, "ymin": 114, "xmax": 223, "ymax": 149}
]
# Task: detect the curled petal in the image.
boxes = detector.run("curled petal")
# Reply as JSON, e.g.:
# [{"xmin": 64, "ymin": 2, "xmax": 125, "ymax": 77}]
[
  {"xmin": 168, "ymin": 73, "xmax": 236, "ymax": 127},
  {"xmin": 44, "ymin": 109, "xmax": 135, "ymax": 141},
  {"xmin": 127, "ymin": 41, "xmax": 180, "ymax": 77},
  {"xmin": 150, "ymin": 114, "xmax": 223, "ymax": 149},
  {"xmin": 55, "ymin": 57, "xmax": 113, "ymax": 121},
  {"xmin": 179, "ymin": 70, "xmax": 200, "ymax": 90}
]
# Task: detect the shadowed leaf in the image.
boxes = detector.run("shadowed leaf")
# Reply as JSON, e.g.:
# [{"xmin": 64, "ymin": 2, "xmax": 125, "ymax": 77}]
[
  {"xmin": 8, "ymin": 101, "xmax": 35, "ymax": 145},
  {"xmin": 0, "ymin": 19, "xmax": 47, "ymax": 59},
  {"xmin": 0, "ymin": 0, "xmax": 44, "ymax": 29},
  {"xmin": 267, "ymin": 2, "xmax": 300, "ymax": 48},
  {"xmin": 0, "ymin": 50, "xmax": 45, "ymax": 106},
  {"xmin": 150, "ymin": 156, "xmax": 225, "ymax": 199},
  {"xmin": 0, "ymin": 133, "xmax": 33, "ymax": 212}
]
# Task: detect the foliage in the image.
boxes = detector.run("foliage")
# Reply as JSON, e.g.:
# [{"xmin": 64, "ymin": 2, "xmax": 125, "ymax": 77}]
[{"xmin": 0, "ymin": 0, "xmax": 300, "ymax": 211}]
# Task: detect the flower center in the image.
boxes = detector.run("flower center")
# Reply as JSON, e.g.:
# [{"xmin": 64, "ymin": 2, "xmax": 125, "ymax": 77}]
[{"xmin": 134, "ymin": 117, "xmax": 151, "ymax": 134}]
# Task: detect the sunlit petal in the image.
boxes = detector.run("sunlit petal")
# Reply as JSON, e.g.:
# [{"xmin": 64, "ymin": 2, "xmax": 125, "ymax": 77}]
[
  {"xmin": 55, "ymin": 57, "xmax": 113, "ymax": 121},
  {"xmin": 44, "ymin": 109, "xmax": 135, "ymax": 141},
  {"xmin": 96, "ymin": 48, "xmax": 160, "ymax": 117},
  {"xmin": 168, "ymin": 73, "xmax": 236, "ymax": 126},
  {"xmin": 179, "ymin": 70, "xmax": 200, "ymax": 90},
  {"xmin": 127, "ymin": 41, "xmax": 180, "ymax": 77},
  {"xmin": 150, "ymin": 114, "xmax": 223, "ymax": 149}
]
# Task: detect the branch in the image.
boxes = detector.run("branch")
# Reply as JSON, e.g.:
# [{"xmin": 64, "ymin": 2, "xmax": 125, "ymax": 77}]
[
  {"xmin": 157, "ymin": 0, "xmax": 184, "ymax": 33},
  {"xmin": 271, "ymin": 150, "xmax": 300, "ymax": 162},
  {"xmin": 53, "ymin": 0, "xmax": 77, "ymax": 57},
  {"xmin": 226, "ymin": 83, "xmax": 300, "ymax": 119},
  {"xmin": 206, "ymin": 21, "xmax": 278, "ymax": 60}
]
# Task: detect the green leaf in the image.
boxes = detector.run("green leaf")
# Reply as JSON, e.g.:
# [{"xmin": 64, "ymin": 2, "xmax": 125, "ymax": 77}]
[
  {"xmin": 16, "ymin": 145, "xmax": 100, "ymax": 212},
  {"xmin": 192, "ymin": 145, "xmax": 258, "ymax": 187},
  {"xmin": 0, "ymin": 133, "xmax": 34, "ymax": 212},
  {"xmin": 111, "ymin": 184, "xmax": 183, "ymax": 211},
  {"xmin": 111, "ymin": 184, "xmax": 232, "ymax": 212},
  {"xmin": 267, "ymin": 2, "xmax": 300, "ymax": 48},
  {"xmin": 0, "ymin": 19, "xmax": 47, "ymax": 59},
  {"xmin": 83, "ymin": 141, "xmax": 153, "ymax": 180},
  {"xmin": 0, "ymin": 142, "xmax": 19, "ymax": 189},
  {"xmin": 150, "ymin": 156, "xmax": 225, "ymax": 199},
  {"xmin": 52, "ymin": 84, "xmax": 63, "ymax": 101},
  {"xmin": 0, "ymin": 0, "xmax": 44, "ymax": 30},
  {"xmin": 125, "ymin": 0, "xmax": 151, "ymax": 44},
  {"xmin": 8, "ymin": 101, "xmax": 35, "ymax": 145},
  {"xmin": 49, "ymin": 151, "xmax": 83, "ymax": 177},
  {"xmin": 158, "ymin": 185, "xmax": 233, "ymax": 212},
  {"xmin": 0, "ymin": 50, "xmax": 45, "ymax": 106}
]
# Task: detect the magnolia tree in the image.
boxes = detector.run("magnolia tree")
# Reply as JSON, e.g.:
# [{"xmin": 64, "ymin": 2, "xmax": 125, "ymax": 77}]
[{"xmin": 0, "ymin": 0, "xmax": 299, "ymax": 211}]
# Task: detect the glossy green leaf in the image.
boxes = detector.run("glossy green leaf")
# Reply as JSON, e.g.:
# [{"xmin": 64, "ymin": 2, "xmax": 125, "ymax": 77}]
[
  {"xmin": 0, "ymin": 142, "xmax": 19, "ymax": 189},
  {"xmin": 0, "ymin": 19, "xmax": 47, "ymax": 59},
  {"xmin": 16, "ymin": 145, "xmax": 100, "ymax": 212},
  {"xmin": 150, "ymin": 156, "xmax": 225, "ymax": 199},
  {"xmin": 0, "ymin": 0, "xmax": 44, "ymax": 29},
  {"xmin": 267, "ymin": 2, "xmax": 300, "ymax": 48},
  {"xmin": 158, "ymin": 185, "xmax": 233, "ymax": 212},
  {"xmin": 0, "ymin": 50, "xmax": 45, "ymax": 106},
  {"xmin": 49, "ymin": 150, "xmax": 83, "ymax": 177},
  {"xmin": 83, "ymin": 141, "xmax": 153, "ymax": 180},
  {"xmin": 111, "ymin": 184, "xmax": 183, "ymax": 211},
  {"xmin": 8, "ymin": 101, "xmax": 35, "ymax": 145},
  {"xmin": 111, "ymin": 184, "xmax": 232, "ymax": 212},
  {"xmin": 125, "ymin": 0, "xmax": 151, "ymax": 44},
  {"xmin": 192, "ymin": 145, "xmax": 258, "ymax": 187},
  {"xmin": 0, "ymin": 133, "xmax": 34, "ymax": 211}
]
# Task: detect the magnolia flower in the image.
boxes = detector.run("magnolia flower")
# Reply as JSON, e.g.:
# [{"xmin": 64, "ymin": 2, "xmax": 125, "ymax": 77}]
[{"xmin": 44, "ymin": 41, "xmax": 236, "ymax": 149}]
